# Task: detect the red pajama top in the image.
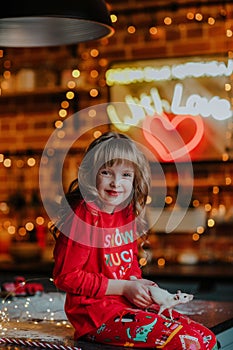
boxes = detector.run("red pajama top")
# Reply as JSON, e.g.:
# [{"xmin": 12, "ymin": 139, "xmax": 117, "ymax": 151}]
[{"xmin": 52, "ymin": 200, "xmax": 142, "ymax": 339}]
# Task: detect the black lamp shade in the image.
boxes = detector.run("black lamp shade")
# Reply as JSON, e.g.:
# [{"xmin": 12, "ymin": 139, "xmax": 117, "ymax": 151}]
[{"xmin": 0, "ymin": 0, "xmax": 114, "ymax": 47}]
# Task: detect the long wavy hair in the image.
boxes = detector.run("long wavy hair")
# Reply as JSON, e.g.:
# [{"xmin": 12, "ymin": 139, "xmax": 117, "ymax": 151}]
[{"xmin": 51, "ymin": 131, "xmax": 151, "ymax": 239}]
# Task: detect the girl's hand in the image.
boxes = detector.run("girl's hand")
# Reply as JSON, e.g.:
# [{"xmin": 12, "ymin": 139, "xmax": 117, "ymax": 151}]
[
  {"xmin": 106, "ymin": 278, "xmax": 157, "ymax": 309},
  {"xmin": 135, "ymin": 278, "xmax": 158, "ymax": 287},
  {"xmin": 122, "ymin": 280, "xmax": 154, "ymax": 309}
]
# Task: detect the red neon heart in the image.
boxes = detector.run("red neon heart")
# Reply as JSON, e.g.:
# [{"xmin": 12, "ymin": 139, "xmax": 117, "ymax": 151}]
[{"xmin": 142, "ymin": 113, "xmax": 204, "ymax": 162}]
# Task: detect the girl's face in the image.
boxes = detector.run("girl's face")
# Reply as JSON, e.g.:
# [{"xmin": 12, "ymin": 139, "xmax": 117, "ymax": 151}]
[{"xmin": 96, "ymin": 161, "xmax": 135, "ymax": 213}]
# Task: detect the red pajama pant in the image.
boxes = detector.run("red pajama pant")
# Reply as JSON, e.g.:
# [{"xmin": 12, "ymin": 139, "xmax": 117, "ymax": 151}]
[{"xmin": 84, "ymin": 305, "xmax": 217, "ymax": 349}]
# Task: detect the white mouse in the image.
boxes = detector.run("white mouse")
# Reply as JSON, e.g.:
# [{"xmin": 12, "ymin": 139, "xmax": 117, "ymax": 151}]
[{"xmin": 148, "ymin": 285, "xmax": 193, "ymax": 320}]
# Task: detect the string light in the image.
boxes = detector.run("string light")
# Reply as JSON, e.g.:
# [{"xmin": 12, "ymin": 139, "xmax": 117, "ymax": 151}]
[
  {"xmin": 3, "ymin": 158, "xmax": 11, "ymax": 167},
  {"xmin": 157, "ymin": 257, "xmax": 166, "ymax": 268},
  {"xmin": 54, "ymin": 120, "xmax": 63, "ymax": 129},
  {"xmin": 66, "ymin": 91, "xmax": 75, "ymax": 100},
  {"xmin": 16, "ymin": 159, "xmax": 24, "ymax": 168},
  {"xmin": 187, "ymin": 12, "xmax": 195, "ymax": 20},
  {"xmin": 195, "ymin": 12, "xmax": 203, "ymax": 21},
  {"xmin": 57, "ymin": 130, "xmax": 66, "ymax": 139},
  {"xmin": 197, "ymin": 226, "xmax": 205, "ymax": 234},
  {"xmin": 207, "ymin": 218, "xmax": 215, "ymax": 227},
  {"xmin": 90, "ymin": 49, "xmax": 99, "ymax": 58},
  {"xmin": 149, "ymin": 26, "xmax": 158, "ymax": 36},
  {"xmin": 192, "ymin": 233, "xmax": 200, "ymax": 241},
  {"xmin": 90, "ymin": 69, "xmax": 99, "ymax": 79},
  {"xmin": 88, "ymin": 109, "xmax": 97, "ymax": 118},
  {"xmin": 225, "ymin": 176, "xmax": 232, "ymax": 185},
  {"xmin": 127, "ymin": 25, "xmax": 136, "ymax": 34},
  {"xmin": 72, "ymin": 69, "xmax": 80, "ymax": 78},
  {"xmin": 226, "ymin": 29, "xmax": 233, "ymax": 38},
  {"xmin": 61, "ymin": 100, "xmax": 69, "ymax": 109},
  {"xmin": 208, "ymin": 17, "xmax": 215, "ymax": 25},
  {"xmin": 58, "ymin": 109, "xmax": 67, "ymax": 118},
  {"xmin": 89, "ymin": 88, "xmax": 99, "ymax": 97},
  {"xmin": 0, "ymin": 278, "xmax": 81, "ymax": 350},
  {"xmin": 110, "ymin": 14, "xmax": 118, "ymax": 23},
  {"xmin": 27, "ymin": 157, "xmax": 36, "ymax": 167},
  {"xmin": 67, "ymin": 80, "xmax": 76, "ymax": 89},
  {"xmin": 164, "ymin": 17, "xmax": 172, "ymax": 25}
]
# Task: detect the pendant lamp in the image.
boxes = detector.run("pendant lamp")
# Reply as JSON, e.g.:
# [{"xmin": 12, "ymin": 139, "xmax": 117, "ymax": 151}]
[{"xmin": 0, "ymin": 0, "xmax": 114, "ymax": 47}]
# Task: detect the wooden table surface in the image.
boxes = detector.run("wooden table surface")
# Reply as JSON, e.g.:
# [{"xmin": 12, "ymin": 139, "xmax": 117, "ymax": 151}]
[
  {"xmin": 0, "ymin": 300, "xmax": 232, "ymax": 350},
  {"xmin": 175, "ymin": 299, "xmax": 233, "ymax": 334}
]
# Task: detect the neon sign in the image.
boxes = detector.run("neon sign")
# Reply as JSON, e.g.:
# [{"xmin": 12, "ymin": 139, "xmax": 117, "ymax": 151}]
[
  {"xmin": 107, "ymin": 56, "xmax": 232, "ymax": 162},
  {"xmin": 107, "ymin": 83, "xmax": 231, "ymax": 131},
  {"xmin": 172, "ymin": 84, "xmax": 231, "ymax": 121},
  {"xmin": 106, "ymin": 59, "xmax": 233, "ymax": 85},
  {"xmin": 142, "ymin": 113, "xmax": 204, "ymax": 162}
]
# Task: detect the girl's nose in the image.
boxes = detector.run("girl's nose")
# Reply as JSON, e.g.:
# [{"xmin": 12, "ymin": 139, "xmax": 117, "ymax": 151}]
[{"xmin": 110, "ymin": 175, "xmax": 121, "ymax": 187}]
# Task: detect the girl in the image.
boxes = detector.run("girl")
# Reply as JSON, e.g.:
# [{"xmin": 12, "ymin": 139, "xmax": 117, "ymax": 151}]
[{"xmin": 52, "ymin": 131, "xmax": 218, "ymax": 349}]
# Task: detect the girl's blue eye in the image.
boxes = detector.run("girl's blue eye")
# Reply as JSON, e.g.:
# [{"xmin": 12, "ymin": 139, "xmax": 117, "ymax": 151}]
[
  {"xmin": 99, "ymin": 169, "xmax": 134, "ymax": 178},
  {"xmin": 123, "ymin": 172, "xmax": 133, "ymax": 177},
  {"xmin": 100, "ymin": 169, "xmax": 111, "ymax": 176}
]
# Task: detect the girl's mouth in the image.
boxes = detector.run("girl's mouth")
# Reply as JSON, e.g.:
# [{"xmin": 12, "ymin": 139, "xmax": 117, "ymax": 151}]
[{"xmin": 105, "ymin": 190, "xmax": 121, "ymax": 197}]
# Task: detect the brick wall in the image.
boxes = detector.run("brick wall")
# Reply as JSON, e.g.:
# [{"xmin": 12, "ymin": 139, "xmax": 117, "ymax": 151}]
[{"xmin": 0, "ymin": 0, "xmax": 233, "ymax": 230}]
